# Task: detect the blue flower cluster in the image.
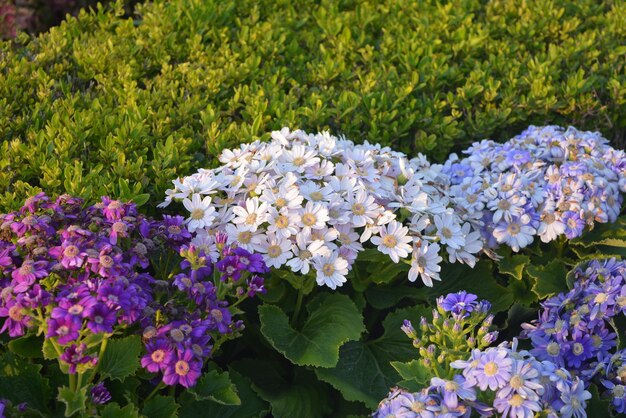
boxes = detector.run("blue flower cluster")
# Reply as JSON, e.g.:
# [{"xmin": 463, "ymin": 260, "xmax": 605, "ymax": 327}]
[
  {"xmin": 374, "ymin": 341, "xmax": 591, "ymax": 418},
  {"xmin": 522, "ymin": 258, "xmax": 626, "ymax": 414},
  {"xmin": 443, "ymin": 126, "xmax": 626, "ymax": 252}
]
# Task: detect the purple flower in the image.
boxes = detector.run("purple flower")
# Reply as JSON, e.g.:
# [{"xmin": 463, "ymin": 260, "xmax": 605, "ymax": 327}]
[
  {"xmin": 493, "ymin": 393, "xmax": 541, "ymax": 418},
  {"xmin": 47, "ymin": 315, "xmax": 81, "ymax": 345},
  {"xmin": 90, "ymin": 382, "xmax": 111, "ymax": 405},
  {"xmin": 60, "ymin": 343, "xmax": 96, "ymax": 374},
  {"xmin": 101, "ymin": 198, "xmax": 126, "ymax": 221},
  {"xmin": 86, "ymin": 303, "xmax": 116, "ymax": 334},
  {"xmin": 141, "ymin": 339, "xmax": 174, "ymax": 373},
  {"xmin": 11, "ymin": 260, "xmax": 48, "ymax": 293},
  {"xmin": 561, "ymin": 211, "xmax": 585, "ymax": 239},
  {"xmin": 439, "ymin": 291, "xmax": 478, "ymax": 317},
  {"xmin": 162, "ymin": 349, "xmax": 202, "ymax": 388},
  {"xmin": 472, "ymin": 349, "xmax": 512, "ymax": 391},
  {"xmin": 430, "ymin": 375, "xmax": 476, "ymax": 408},
  {"xmin": 208, "ymin": 305, "xmax": 232, "ymax": 334},
  {"xmin": 565, "ymin": 334, "xmax": 595, "ymax": 369},
  {"xmin": 87, "ymin": 245, "xmax": 122, "ymax": 277},
  {"xmin": 497, "ymin": 358, "xmax": 543, "ymax": 401},
  {"xmin": 233, "ymin": 247, "xmax": 268, "ymax": 274},
  {"xmin": 163, "ymin": 215, "xmax": 192, "ymax": 243},
  {"xmin": 216, "ymin": 255, "xmax": 242, "ymax": 282},
  {"xmin": 108, "ymin": 221, "xmax": 130, "ymax": 245},
  {"xmin": 0, "ymin": 298, "xmax": 31, "ymax": 337},
  {"xmin": 559, "ymin": 378, "xmax": 591, "ymax": 418},
  {"xmin": 49, "ymin": 241, "xmax": 88, "ymax": 269}
]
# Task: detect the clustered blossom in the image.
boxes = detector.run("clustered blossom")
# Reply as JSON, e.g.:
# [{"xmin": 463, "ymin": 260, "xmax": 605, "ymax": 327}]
[
  {"xmin": 444, "ymin": 125, "xmax": 626, "ymax": 252},
  {"xmin": 521, "ymin": 258, "xmax": 626, "ymax": 414},
  {"xmin": 141, "ymin": 241, "xmax": 268, "ymax": 388},
  {"xmin": 402, "ymin": 292, "xmax": 498, "ymax": 379},
  {"xmin": 375, "ymin": 343, "xmax": 592, "ymax": 418},
  {"xmin": 161, "ymin": 128, "xmax": 485, "ymax": 288},
  {"xmin": 0, "ymin": 193, "xmax": 268, "ymax": 392}
]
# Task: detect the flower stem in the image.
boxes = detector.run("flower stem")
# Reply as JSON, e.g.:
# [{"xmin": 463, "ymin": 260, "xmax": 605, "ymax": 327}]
[
  {"xmin": 145, "ymin": 382, "xmax": 165, "ymax": 402},
  {"xmin": 291, "ymin": 288, "xmax": 304, "ymax": 326},
  {"xmin": 88, "ymin": 336, "xmax": 109, "ymax": 384}
]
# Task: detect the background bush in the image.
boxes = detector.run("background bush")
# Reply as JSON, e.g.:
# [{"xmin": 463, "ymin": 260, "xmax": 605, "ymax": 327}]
[{"xmin": 1, "ymin": 0, "xmax": 625, "ymax": 211}]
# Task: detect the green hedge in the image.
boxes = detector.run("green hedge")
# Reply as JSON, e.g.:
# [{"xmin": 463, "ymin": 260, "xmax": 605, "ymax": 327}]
[{"xmin": 1, "ymin": 0, "xmax": 625, "ymax": 211}]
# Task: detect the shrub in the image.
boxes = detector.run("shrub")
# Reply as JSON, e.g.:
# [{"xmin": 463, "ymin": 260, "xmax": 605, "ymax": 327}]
[{"xmin": 1, "ymin": 0, "xmax": 625, "ymax": 212}]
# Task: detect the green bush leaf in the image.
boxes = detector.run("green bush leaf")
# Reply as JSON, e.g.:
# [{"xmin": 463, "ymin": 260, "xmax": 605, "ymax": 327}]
[
  {"xmin": 259, "ymin": 293, "xmax": 364, "ymax": 368},
  {"xmin": 142, "ymin": 396, "xmax": 179, "ymax": 418},
  {"xmin": 98, "ymin": 335, "xmax": 142, "ymax": 382},
  {"xmin": 57, "ymin": 386, "xmax": 87, "ymax": 417},
  {"xmin": 101, "ymin": 402, "xmax": 141, "ymax": 418},
  {"xmin": 527, "ymin": 259, "xmax": 568, "ymax": 298},
  {"xmin": 189, "ymin": 363, "xmax": 241, "ymax": 405}
]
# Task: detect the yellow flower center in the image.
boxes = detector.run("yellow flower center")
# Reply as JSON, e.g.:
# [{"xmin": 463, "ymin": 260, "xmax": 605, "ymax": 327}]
[
  {"xmin": 191, "ymin": 208, "xmax": 205, "ymax": 220},
  {"xmin": 267, "ymin": 245, "xmax": 282, "ymax": 258},
  {"xmin": 322, "ymin": 263, "xmax": 335, "ymax": 276},
  {"xmin": 509, "ymin": 394, "xmax": 524, "ymax": 407},
  {"xmin": 483, "ymin": 361, "xmax": 499, "ymax": 376},
  {"xmin": 175, "ymin": 360, "xmax": 190, "ymax": 376},
  {"xmin": 302, "ymin": 213, "xmax": 317, "ymax": 227},
  {"xmin": 382, "ymin": 235, "xmax": 398, "ymax": 248},
  {"xmin": 151, "ymin": 349, "xmax": 165, "ymax": 363},
  {"xmin": 351, "ymin": 203, "xmax": 366, "ymax": 215}
]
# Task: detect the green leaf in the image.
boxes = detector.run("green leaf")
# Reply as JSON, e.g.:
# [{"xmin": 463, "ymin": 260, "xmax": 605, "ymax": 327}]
[
  {"xmin": 315, "ymin": 305, "xmax": 430, "ymax": 409},
  {"xmin": 142, "ymin": 396, "xmax": 179, "ymax": 418},
  {"xmin": 0, "ymin": 352, "xmax": 52, "ymax": 413},
  {"xmin": 259, "ymin": 293, "xmax": 365, "ymax": 368},
  {"xmin": 57, "ymin": 386, "xmax": 87, "ymax": 417},
  {"xmin": 527, "ymin": 259, "xmax": 568, "ymax": 298},
  {"xmin": 497, "ymin": 251, "xmax": 530, "ymax": 280},
  {"xmin": 231, "ymin": 360, "xmax": 331, "ymax": 418},
  {"xmin": 189, "ymin": 363, "xmax": 241, "ymax": 405},
  {"xmin": 391, "ymin": 360, "xmax": 430, "ymax": 392},
  {"xmin": 179, "ymin": 370, "xmax": 268, "ymax": 418},
  {"xmin": 98, "ymin": 335, "xmax": 142, "ymax": 382},
  {"xmin": 271, "ymin": 269, "xmax": 316, "ymax": 295},
  {"xmin": 585, "ymin": 383, "xmax": 612, "ymax": 416},
  {"xmin": 101, "ymin": 402, "xmax": 141, "ymax": 418},
  {"xmin": 8, "ymin": 335, "xmax": 44, "ymax": 358},
  {"xmin": 132, "ymin": 193, "xmax": 150, "ymax": 207}
]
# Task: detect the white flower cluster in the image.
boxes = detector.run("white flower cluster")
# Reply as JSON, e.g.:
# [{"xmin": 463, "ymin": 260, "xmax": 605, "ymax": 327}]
[{"xmin": 160, "ymin": 128, "xmax": 484, "ymax": 289}]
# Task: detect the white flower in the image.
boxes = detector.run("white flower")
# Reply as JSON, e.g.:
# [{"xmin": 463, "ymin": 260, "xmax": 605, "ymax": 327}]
[
  {"xmin": 537, "ymin": 212, "xmax": 566, "ymax": 243},
  {"xmin": 344, "ymin": 190, "xmax": 380, "ymax": 227},
  {"xmin": 298, "ymin": 202, "xmax": 329, "ymax": 231},
  {"xmin": 182, "ymin": 194, "xmax": 216, "ymax": 232},
  {"xmin": 493, "ymin": 216, "xmax": 536, "ymax": 252},
  {"xmin": 370, "ymin": 220, "xmax": 412, "ymax": 263},
  {"xmin": 334, "ymin": 224, "xmax": 363, "ymax": 253},
  {"xmin": 256, "ymin": 233, "xmax": 293, "ymax": 268},
  {"xmin": 280, "ymin": 144, "xmax": 320, "ymax": 172},
  {"xmin": 190, "ymin": 230, "xmax": 220, "ymax": 262},
  {"xmin": 433, "ymin": 214, "xmax": 465, "ymax": 250},
  {"xmin": 408, "ymin": 241, "xmax": 442, "ymax": 287},
  {"xmin": 267, "ymin": 208, "xmax": 300, "ymax": 238},
  {"xmin": 286, "ymin": 234, "xmax": 330, "ymax": 275},
  {"xmin": 232, "ymin": 197, "xmax": 269, "ymax": 232},
  {"xmin": 224, "ymin": 224, "xmax": 260, "ymax": 252},
  {"xmin": 314, "ymin": 253, "xmax": 349, "ymax": 289},
  {"xmin": 447, "ymin": 224, "xmax": 482, "ymax": 267},
  {"xmin": 261, "ymin": 185, "xmax": 303, "ymax": 211},
  {"xmin": 300, "ymin": 181, "xmax": 334, "ymax": 203}
]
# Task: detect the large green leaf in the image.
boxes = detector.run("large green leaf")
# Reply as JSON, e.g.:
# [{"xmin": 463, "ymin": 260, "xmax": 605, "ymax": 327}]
[
  {"xmin": 391, "ymin": 359, "xmax": 431, "ymax": 392},
  {"xmin": 497, "ymin": 250, "xmax": 530, "ymax": 281},
  {"xmin": 315, "ymin": 305, "xmax": 430, "ymax": 409},
  {"xmin": 259, "ymin": 293, "xmax": 365, "ymax": 368},
  {"xmin": 0, "ymin": 352, "xmax": 52, "ymax": 413},
  {"xmin": 101, "ymin": 402, "xmax": 141, "ymax": 418},
  {"xmin": 527, "ymin": 259, "xmax": 568, "ymax": 298},
  {"xmin": 188, "ymin": 363, "xmax": 241, "ymax": 405},
  {"xmin": 99, "ymin": 335, "xmax": 142, "ymax": 382},
  {"xmin": 7, "ymin": 335, "xmax": 44, "ymax": 358},
  {"xmin": 231, "ymin": 360, "xmax": 331, "ymax": 418},
  {"xmin": 57, "ymin": 386, "xmax": 87, "ymax": 418},
  {"xmin": 142, "ymin": 396, "xmax": 179, "ymax": 418},
  {"xmin": 179, "ymin": 370, "xmax": 268, "ymax": 418}
]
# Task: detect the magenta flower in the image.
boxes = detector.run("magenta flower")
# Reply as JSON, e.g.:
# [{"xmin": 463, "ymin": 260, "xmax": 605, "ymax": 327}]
[
  {"xmin": 47, "ymin": 315, "xmax": 81, "ymax": 345},
  {"xmin": 162, "ymin": 349, "xmax": 202, "ymax": 388},
  {"xmin": 11, "ymin": 260, "xmax": 48, "ymax": 293},
  {"xmin": 0, "ymin": 299, "xmax": 32, "ymax": 337},
  {"xmin": 49, "ymin": 241, "xmax": 87, "ymax": 269},
  {"xmin": 141, "ymin": 339, "xmax": 174, "ymax": 373},
  {"xmin": 60, "ymin": 343, "xmax": 96, "ymax": 374}
]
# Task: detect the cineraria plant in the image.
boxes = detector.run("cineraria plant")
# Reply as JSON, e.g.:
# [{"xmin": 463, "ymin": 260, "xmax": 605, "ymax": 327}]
[
  {"xmin": 443, "ymin": 125, "xmax": 626, "ymax": 252},
  {"xmin": 522, "ymin": 258, "xmax": 626, "ymax": 415},
  {"xmin": 0, "ymin": 194, "xmax": 268, "ymax": 417},
  {"xmin": 375, "ymin": 292, "xmax": 592, "ymax": 418},
  {"xmin": 160, "ymin": 127, "xmax": 486, "ymax": 289}
]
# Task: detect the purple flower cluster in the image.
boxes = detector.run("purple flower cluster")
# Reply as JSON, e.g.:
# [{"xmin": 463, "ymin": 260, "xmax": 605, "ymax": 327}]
[
  {"xmin": 596, "ymin": 349, "xmax": 626, "ymax": 414},
  {"xmin": 0, "ymin": 193, "xmax": 269, "ymax": 391},
  {"xmin": 140, "ymin": 243, "xmax": 268, "ymax": 388},
  {"xmin": 375, "ymin": 342, "xmax": 592, "ymax": 418},
  {"xmin": 521, "ymin": 258, "xmax": 625, "ymax": 376},
  {"xmin": 443, "ymin": 126, "xmax": 626, "ymax": 252}
]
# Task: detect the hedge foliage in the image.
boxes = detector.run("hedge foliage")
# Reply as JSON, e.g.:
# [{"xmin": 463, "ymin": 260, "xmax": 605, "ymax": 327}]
[{"xmin": 1, "ymin": 0, "xmax": 625, "ymax": 211}]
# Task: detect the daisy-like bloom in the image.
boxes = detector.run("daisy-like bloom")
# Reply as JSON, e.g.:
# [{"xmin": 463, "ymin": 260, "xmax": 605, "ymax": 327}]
[
  {"xmin": 438, "ymin": 291, "xmax": 478, "ymax": 317},
  {"xmin": 497, "ymin": 358, "xmax": 544, "ymax": 401},
  {"xmin": 343, "ymin": 189, "xmax": 380, "ymax": 227},
  {"xmin": 493, "ymin": 393, "xmax": 541, "ymax": 418},
  {"xmin": 492, "ymin": 216, "xmax": 535, "ymax": 252},
  {"xmin": 266, "ymin": 208, "xmax": 300, "ymax": 238},
  {"xmin": 162, "ymin": 349, "xmax": 202, "ymax": 388},
  {"xmin": 286, "ymin": 233, "xmax": 330, "ymax": 275},
  {"xmin": 280, "ymin": 144, "xmax": 320, "ymax": 172},
  {"xmin": 232, "ymin": 197, "xmax": 269, "ymax": 232},
  {"xmin": 433, "ymin": 214, "xmax": 465, "ymax": 250},
  {"xmin": 298, "ymin": 202, "xmax": 329, "ymax": 231},
  {"xmin": 537, "ymin": 211, "xmax": 566, "ymax": 243},
  {"xmin": 473, "ymin": 349, "xmax": 513, "ymax": 391},
  {"xmin": 559, "ymin": 378, "xmax": 591, "ymax": 418},
  {"xmin": 255, "ymin": 233, "xmax": 292, "ymax": 269},
  {"xmin": 408, "ymin": 241, "xmax": 442, "ymax": 287},
  {"xmin": 430, "ymin": 375, "xmax": 476, "ymax": 408},
  {"xmin": 313, "ymin": 253, "xmax": 349, "ymax": 289},
  {"xmin": 182, "ymin": 194, "xmax": 216, "ymax": 232},
  {"xmin": 370, "ymin": 220, "xmax": 412, "ymax": 263}
]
